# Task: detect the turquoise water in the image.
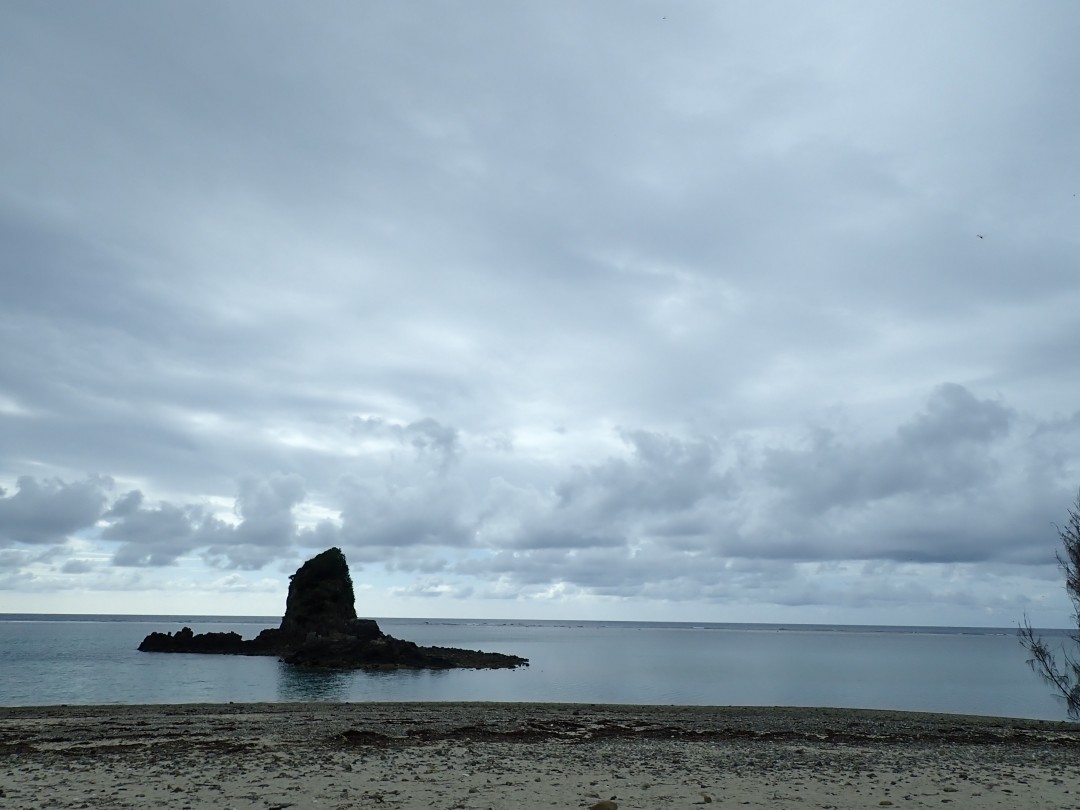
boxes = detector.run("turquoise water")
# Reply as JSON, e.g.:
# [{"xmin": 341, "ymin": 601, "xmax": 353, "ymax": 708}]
[{"xmin": 0, "ymin": 615, "xmax": 1073, "ymax": 720}]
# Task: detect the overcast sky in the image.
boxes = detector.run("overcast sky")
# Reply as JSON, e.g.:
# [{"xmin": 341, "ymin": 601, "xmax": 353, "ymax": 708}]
[{"xmin": 2, "ymin": 2, "xmax": 1079, "ymax": 626}]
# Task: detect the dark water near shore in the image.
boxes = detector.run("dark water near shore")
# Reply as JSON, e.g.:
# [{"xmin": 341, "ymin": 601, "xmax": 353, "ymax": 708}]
[{"xmin": 0, "ymin": 615, "xmax": 1074, "ymax": 720}]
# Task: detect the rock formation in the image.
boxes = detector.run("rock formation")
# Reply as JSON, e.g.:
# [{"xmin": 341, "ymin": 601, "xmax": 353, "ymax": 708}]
[
  {"xmin": 279, "ymin": 546, "xmax": 359, "ymax": 639},
  {"xmin": 138, "ymin": 548, "xmax": 528, "ymax": 670}
]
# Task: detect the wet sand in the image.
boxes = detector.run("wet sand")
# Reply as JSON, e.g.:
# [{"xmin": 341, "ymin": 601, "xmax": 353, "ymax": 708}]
[{"xmin": 2, "ymin": 702, "xmax": 1079, "ymax": 808}]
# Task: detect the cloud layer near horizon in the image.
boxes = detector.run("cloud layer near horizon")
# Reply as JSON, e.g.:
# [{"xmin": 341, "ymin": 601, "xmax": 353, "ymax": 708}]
[{"xmin": 2, "ymin": 2, "xmax": 1078, "ymax": 624}]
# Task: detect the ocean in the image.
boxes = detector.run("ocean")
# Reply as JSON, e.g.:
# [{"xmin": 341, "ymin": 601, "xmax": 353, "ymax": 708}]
[{"xmin": 0, "ymin": 615, "xmax": 1074, "ymax": 721}]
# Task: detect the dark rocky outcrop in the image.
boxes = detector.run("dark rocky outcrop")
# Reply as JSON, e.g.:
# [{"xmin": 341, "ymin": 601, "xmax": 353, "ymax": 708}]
[
  {"xmin": 279, "ymin": 547, "xmax": 359, "ymax": 639},
  {"xmin": 138, "ymin": 548, "xmax": 528, "ymax": 670},
  {"xmin": 138, "ymin": 627, "xmax": 249, "ymax": 654}
]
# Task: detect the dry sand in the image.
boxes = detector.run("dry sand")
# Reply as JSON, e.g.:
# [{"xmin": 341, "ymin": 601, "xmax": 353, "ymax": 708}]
[{"xmin": 2, "ymin": 702, "xmax": 1079, "ymax": 809}]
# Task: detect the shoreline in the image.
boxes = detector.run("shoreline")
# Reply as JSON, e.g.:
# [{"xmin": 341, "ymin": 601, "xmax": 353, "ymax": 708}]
[{"xmin": 4, "ymin": 703, "xmax": 1080, "ymax": 808}]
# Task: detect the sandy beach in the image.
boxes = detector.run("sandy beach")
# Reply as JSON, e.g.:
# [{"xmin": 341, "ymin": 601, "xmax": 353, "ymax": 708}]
[{"xmin": 2, "ymin": 702, "xmax": 1079, "ymax": 809}]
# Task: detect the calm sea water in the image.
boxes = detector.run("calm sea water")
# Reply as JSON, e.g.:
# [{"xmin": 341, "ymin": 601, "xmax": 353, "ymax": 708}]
[{"xmin": 0, "ymin": 615, "xmax": 1074, "ymax": 721}]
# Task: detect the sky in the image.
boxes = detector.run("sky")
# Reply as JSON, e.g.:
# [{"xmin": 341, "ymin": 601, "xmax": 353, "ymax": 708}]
[{"xmin": 1, "ymin": 2, "xmax": 1079, "ymax": 627}]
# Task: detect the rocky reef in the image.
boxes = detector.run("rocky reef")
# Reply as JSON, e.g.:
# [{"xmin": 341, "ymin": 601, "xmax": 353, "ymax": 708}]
[{"xmin": 138, "ymin": 548, "xmax": 528, "ymax": 670}]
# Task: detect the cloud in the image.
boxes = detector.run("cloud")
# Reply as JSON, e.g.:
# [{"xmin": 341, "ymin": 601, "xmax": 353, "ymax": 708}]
[
  {"xmin": 0, "ymin": 382, "xmax": 1074, "ymax": 622},
  {"xmin": 103, "ymin": 502, "xmax": 227, "ymax": 567},
  {"xmin": 0, "ymin": 476, "xmax": 111, "ymax": 545},
  {"xmin": 390, "ymin": 580, "xmax": 474, "ymax": 600},
  {"xmin": 1, "ymin": 3, "xmax": 1079, "ymax": 623},
  {"xmin": 350, "ymin": 416, "xmax": 462, "ymax": 471},
  {"xmin": 100, "ymin": 474, "xmax": 309, "ymax": 569},
  {"xmin": 763, "ymin": 383, "xmax": 1015, "ymax": 515},
  {"xmin": 60, "ymin": 559, "xmax": 94, "ymax": 574},
  {"xmin": 323, "ymin": 472, "xmax": 475, "ymax": 564},
  {"xmin": 0, "ymin": 549, "xmax": 37, "ymax": 569},
  {"xmin": 899, "ymin": 383, "xmax": 1014, "ymax": 446},
  {"xmin": 105, "ymin": 490, "xmax": 143, "ymax": 518},
  {"xmin": 236, "ymin": 476, "xmax": 306, "ymax": 529},
  {"xmin": 405, "ymin": 418, "xmax": 462, "ymax": 470},
  {"xmin": 447, "ymin": 384, "xmax": 1073, "ymax": 601}
]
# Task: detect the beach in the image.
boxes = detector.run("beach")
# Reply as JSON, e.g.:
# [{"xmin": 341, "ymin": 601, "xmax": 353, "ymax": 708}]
[{"xmin": 2, "ymin": 703, "xmax": 1079, "ymax": 809}]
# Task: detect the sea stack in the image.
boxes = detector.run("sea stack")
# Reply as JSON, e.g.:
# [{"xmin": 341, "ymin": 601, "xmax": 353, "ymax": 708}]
[
  {"xmin": 275, "ymin": 547, "xmax": 382, "ymax": 645},
  {"xmin": 138, "ymin": 547, "xmax": 527, "ymax": 670},
  {"xmin": 279, "ymin": 547, "xmax": 358, "ymax": 638}
]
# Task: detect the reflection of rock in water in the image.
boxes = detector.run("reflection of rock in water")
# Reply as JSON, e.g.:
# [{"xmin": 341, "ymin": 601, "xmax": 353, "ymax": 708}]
[
  {"xmin": 139, "ymin": 548, "xmax": 529, "ymax": 670},
  {"xmin": 276, "ymin": 662, "xmax": 351, "ymax": 702}
]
